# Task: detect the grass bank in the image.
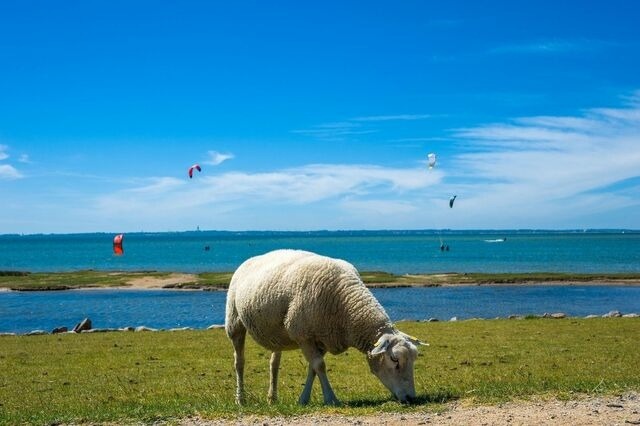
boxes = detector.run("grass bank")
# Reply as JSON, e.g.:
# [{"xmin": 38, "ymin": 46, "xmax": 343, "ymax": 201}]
[
  {"xmin": 2, "ymin": 270, "xmax": 640, "ymax": 291},
  {"xmin": 1, "ymin": 318, "xmax": 638, "ymax": 424}
]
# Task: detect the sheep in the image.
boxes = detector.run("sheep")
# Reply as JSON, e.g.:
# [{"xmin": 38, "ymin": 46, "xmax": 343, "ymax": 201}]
[{"xmin": 224, "ymin": 249, "xmax": 425, "ymax": 405}]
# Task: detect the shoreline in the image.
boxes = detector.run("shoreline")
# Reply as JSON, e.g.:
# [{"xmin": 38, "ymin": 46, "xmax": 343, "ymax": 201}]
[{"xmin": 2, "ymin": 271, "xmax": 640, "ymax": 292}]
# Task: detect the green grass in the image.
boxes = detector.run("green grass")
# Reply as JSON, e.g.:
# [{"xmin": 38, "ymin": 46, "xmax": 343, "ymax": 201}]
[
  {"xmin": 0, "ymin": 271, "xmax": 176, "ymax": 291},
  {"xmin": 1, "ymin": 319, "xmax": 638, "ymax": 424},
  {"xmin": 2, "ymin": 270, "xmax": 639, "ymax": 291}
]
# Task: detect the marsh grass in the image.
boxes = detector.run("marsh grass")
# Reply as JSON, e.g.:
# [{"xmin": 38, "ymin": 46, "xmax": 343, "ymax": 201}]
[
  {"xmin": 0, "ymin": 271, "xmax": 175, "ymax": 291},
  {"xmin": 1, "ymin": 319, "xmax": 638, "ymax": 424},
  {"xmin": 3, "ymin": 270, "xmax": 639, "ymax": 291}
]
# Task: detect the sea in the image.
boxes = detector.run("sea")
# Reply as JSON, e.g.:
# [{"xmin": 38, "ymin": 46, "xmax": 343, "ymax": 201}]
[{"xmin": 1, "ymin": 230, "xmax": 639, "ymax": 334}]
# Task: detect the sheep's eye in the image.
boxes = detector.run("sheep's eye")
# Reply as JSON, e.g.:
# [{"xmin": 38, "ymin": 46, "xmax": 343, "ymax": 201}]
[{"xmin": 390, "ymin": 354, "xmax": 399, "ymax": 364}]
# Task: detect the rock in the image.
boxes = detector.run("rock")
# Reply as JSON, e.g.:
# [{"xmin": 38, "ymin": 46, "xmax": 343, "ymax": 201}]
[
  {"xmin": 0, "ymin": 332, "xmax": 17, "ymax": 336},
  {"xmin": 169, "ymin": 327, "xmax": 194, "ymax": 332},
  {"xmin": 86, "ymin": 328, "xmax": 119, "ymax": 333},
  {"xmin": 622, "ymin": 313, "xmax": 639, "ymax": 318},
  {"xmin": 52, "ymin": 326, "xmax": 68, "ymax": 334},
  {"xmin": 25, "ymin": 330, "xmax": 48, "ymax": 336},
  {"xmin": 585, "ymin": 315, "xmax": 599, "ymax": 319},
  {"xmin": 73, "ymin": 318, "xmax": 92, "ymax": 333},
  {"xmin": 550, "ymin": 312, "xmax": 566, "ymax": 319},
  {"xmin": 207, "ymin": 324, "xmax": 225, "ymax": 330},
  {"xmin": 450, "ymin": 316, "xmax": 458, "ymax": 322},
  {"xmin": 135, "ymin": 326, "xmax": 157, "ymax": 332},
  {"xmin": 602, "ymin": 310, "xmax": 622, "ymax": 318},
  {"xmin": 426, "ymin": 318, "xmax": 439, "ymax": 322},
  {"xmin": 120, "ymin": 326, "xmax": 135, "ymax": 332}
]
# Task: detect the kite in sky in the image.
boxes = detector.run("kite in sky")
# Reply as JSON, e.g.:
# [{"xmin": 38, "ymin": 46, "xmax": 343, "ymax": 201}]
[
  {"xmin": 188, "ymin": 164, "xmax": 202, "ymax": 179},
  {"xmin": 427, "ymin": 153, "xmax": 436, "ymax": 169},
  {"xmin": 113, "ymin": 233, "xmax": 124, "ymax": 256}
]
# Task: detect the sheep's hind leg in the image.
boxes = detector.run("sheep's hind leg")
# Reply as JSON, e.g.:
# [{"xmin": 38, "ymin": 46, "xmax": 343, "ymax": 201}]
[
  {"xmin": 299, "ymin": 343, "xmax": 340, "ymax": 406},
  {"xmin": 230, "ymin": 327, "xmax": 247, "ymax": 405},
  {"xmin": 268, "ymin": 351, "xmax": 281, "ymax": 404}
]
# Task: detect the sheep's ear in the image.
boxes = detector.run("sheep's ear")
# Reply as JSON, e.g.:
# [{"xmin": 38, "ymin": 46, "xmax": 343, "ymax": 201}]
[
  {"xmin": 399, "ymin": 331, "xmax": 429, "ymax": 346},
  {"xmin": 370, "ymin": 336, "xmax": 390, "ymax": 356}
]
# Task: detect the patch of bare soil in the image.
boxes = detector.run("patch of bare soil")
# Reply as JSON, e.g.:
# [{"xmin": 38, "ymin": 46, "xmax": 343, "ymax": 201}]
[
  {"xmin": 125, "ymin": 273, "xmax": 198, "ymax": 289},
  {"xmin": 176, "ymin": 393, "xmax": 640, "ymax": 426}
]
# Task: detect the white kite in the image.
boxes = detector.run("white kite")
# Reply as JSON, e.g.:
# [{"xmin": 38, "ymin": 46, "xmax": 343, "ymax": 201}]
[{"xmin": 427, "ymin": 153, "xmax": 436, "ymax": 169}]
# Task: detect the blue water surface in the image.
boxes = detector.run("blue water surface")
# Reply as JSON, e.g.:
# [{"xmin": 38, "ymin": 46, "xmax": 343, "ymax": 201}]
[
  {"xmin": 2, "ymin": 285, "xmax": 639, "ymax": 334},
  {"xmin": 1, "ymin": 230, "xmax": 639, "ymax": 274}
]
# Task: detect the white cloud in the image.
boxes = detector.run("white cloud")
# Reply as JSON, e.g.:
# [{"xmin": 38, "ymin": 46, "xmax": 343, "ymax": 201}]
[
  {"xmin": 94, "ymin": 164, "xmax": 441, "ymax": 220},
  {"xmin": 0, "ymin": 164, "xmax": 22, "ymax": 180},
  {"xmin": 444, "ymin": 98, "xmax": 640, "ymax": 227},
  {"xmin": 57, "ymin": 94, "xmax": 640, "ymax": 231},
  {"xmin": 351, "ymin": 114, "xmax": 432, "ymax": 122},
  {"xmin": 489, "ymin": 39, "xmax": 598, "ymax": 55},
  {"xmin": 0, "ymin": 144, "xmax": 8, "ymax": 161},
  {"xmin": 291, "ymin": 122, "xmax": 376, "ymax": 140},
  {"xmin": 204, "ymin": 150, "xmax": 234, "ymax": 166},
  {"xmin": 18, "ymin": 154, "xmax": 30, "ymax": 163}
]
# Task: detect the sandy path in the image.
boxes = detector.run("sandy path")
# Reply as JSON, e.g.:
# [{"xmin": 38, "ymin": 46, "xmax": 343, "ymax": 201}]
[
  {"xmin": 176, "ymin": 392, "xmax": 640, "ymax": 425},
  {"xmin": 124, "ymin": 273, "xmax": 199, "ymax": 288}
]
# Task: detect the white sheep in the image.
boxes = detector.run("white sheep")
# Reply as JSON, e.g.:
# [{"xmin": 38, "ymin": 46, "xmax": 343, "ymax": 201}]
[{"xmin": 225, "ymin": 249, "xmax": 425, "ymax": 405}]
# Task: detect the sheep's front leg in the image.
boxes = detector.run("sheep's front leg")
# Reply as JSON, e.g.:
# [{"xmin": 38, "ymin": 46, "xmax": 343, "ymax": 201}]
[
  {"xmin": 299, "ymin": 343, "xmax": 340, "ymax": 406},
  {"xmin": 298, "ymin": 365, "xmax": 316, "ymax": 405},
  {"xmin": 230, "ymin": 329, "xmax": 247, "ymax": 405},
  {"xmin": 268, "ymin": 351, "xmax": 282, "ymax": 404}
]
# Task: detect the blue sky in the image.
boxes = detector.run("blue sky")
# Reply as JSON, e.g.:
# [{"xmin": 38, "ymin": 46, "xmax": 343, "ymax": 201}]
[{"xmin": 1, "ymin": 1, "xmax": 639, "ymax": 233}]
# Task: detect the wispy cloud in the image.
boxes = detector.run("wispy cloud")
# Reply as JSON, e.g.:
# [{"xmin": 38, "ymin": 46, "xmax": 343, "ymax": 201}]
[
  {"xmin": 0, "ymin": 145, "xmax": 24, "ymax": 179},
  {"xmin": 293, "ymin": 114, "xmax": 431, "ymax": 141},
  {"xmin": 446, "ymin": 95, "xmax": 640, "ymax": 227},
  {"xmin": 489, "ymin": 39, "xmax": 605, "ymax": 55},
  {"xmin": 94, "ymin": 164, "xmax": 441, "ymax": 218},
  {"xmin": 204, "ymin": 150, "xmax": 234, "ymax": 166},
  {"xmin": 291, "ymin": 122, "xmax": 376, "ymax": 141},
  {"xmin": 62, "ymin": 94, "xmax": 640, "ymax": 230},
  {"xmin": 351, "ymin": 114, "xmax": 432, "ymax": 122},
  {"xmin": 0, "ymin": 144, "xmax": 9, "ymax": 161},
  {"xmin": 0, "ymin": 164, "xmax": 22, "ymax": 180},
  {"xmin": 18, "ymin": 154, "xmax": 31, "ymax": 163}
]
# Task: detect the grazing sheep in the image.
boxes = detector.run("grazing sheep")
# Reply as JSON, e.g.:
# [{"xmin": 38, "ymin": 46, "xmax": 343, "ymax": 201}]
[{"xmin": 225, "ymin": 249, "xmax": 425, "ymax": 405}]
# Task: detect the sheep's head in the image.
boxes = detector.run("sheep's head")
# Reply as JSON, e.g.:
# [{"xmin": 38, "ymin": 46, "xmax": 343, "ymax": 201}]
[{"xmin": 367, "ymin": 332, "xmax": 426, "ymax": 403}]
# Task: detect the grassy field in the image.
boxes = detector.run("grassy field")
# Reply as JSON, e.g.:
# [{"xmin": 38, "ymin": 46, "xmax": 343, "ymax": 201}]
[
  {"xmin": 1, "ymin": 318, "xmax": 638, "ymax": 424},
  {"xmin": 2, "ymin": 270, "xmax": 640, "ymax": 291}
]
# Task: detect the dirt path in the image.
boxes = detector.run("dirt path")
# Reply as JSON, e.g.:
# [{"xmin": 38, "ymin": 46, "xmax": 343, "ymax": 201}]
[{"xmin": 177, "ymin": 393, "xmax": 640, "ymax": 425}]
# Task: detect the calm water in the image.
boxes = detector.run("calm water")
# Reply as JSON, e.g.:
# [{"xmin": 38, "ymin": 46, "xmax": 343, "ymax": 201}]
[
  {"xmin": 2, "ymin": 230, "xmax": 639, "ymax": 334},
  {"xmin": 1, "ymin": 230, "xmax": 639, "ymax": 274},
  {"xmin": 1, "ymin": 286, "xmax": 639, "ymax": 334}
]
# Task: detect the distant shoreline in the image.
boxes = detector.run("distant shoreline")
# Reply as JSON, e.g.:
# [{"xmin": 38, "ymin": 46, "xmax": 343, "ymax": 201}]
[{"xmin": 2, "ymin": 270, "xmax": 640, "ymax": 291}]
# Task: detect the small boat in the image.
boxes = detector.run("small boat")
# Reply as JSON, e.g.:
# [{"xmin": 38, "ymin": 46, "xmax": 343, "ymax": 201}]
[{"xmin": 484, "ymin": 238, "xmax": 507, "ymax": 243}]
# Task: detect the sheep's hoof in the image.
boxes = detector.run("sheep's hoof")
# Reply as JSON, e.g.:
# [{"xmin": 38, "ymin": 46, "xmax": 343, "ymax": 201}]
[{"xmin": 298, "ymin": 396, "xmax": 310, "ymax": 405}]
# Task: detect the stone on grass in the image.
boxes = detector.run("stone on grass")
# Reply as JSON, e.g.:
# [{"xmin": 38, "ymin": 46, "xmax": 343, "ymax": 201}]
[
  {"xmin": 73, "ymin": 318, "xmax": 92, "ymax": 333},
  {"xmin": 135, "ymin": 326, "xmax": 157, "ymax": 332}
]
